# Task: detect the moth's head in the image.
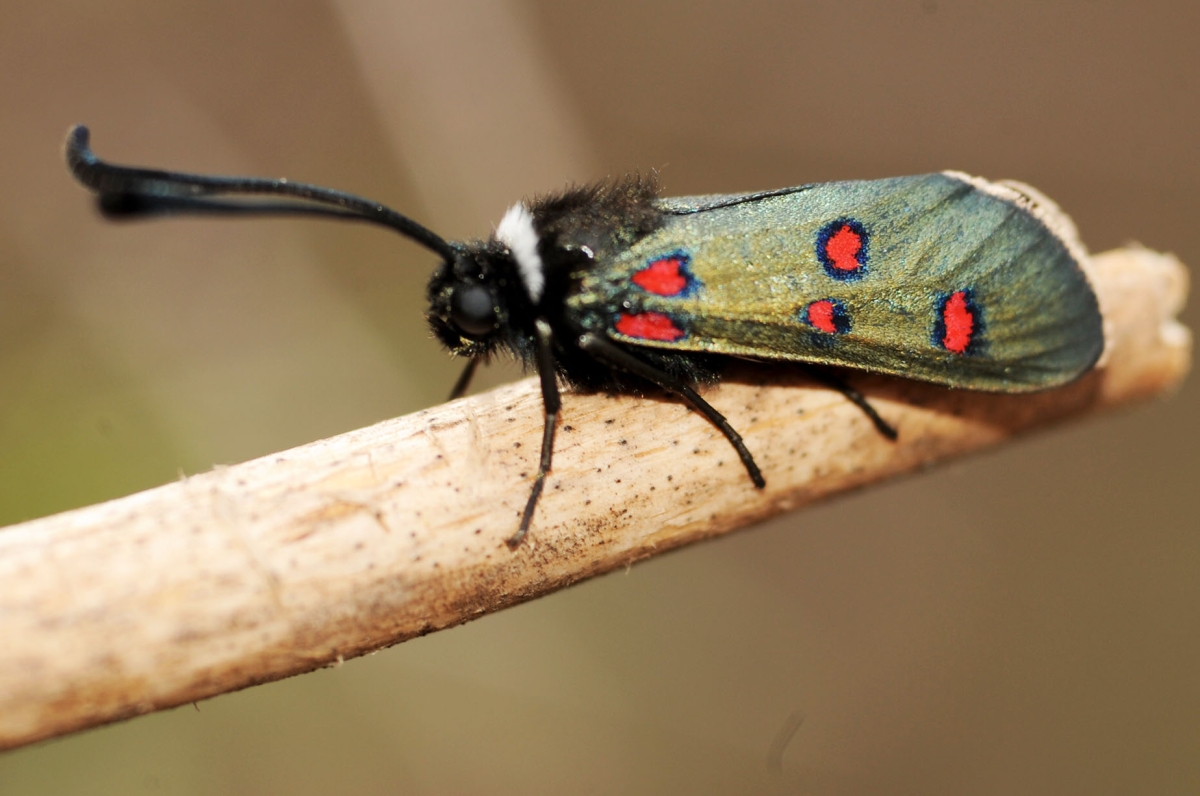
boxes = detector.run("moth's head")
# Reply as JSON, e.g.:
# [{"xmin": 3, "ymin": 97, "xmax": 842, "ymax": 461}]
[{"xmin": 426, "ymin": 243, "xmax": 514, "ymax": 357}]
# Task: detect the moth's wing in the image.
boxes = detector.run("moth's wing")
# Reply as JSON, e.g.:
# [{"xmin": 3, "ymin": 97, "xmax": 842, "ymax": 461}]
[
  {"xmin": 655, "ymin": 184, "xmax": 817, "ymax": 215},
  {"xmin": 566, "ymin": 173, "xmax": 1104, "ymax": 393}
]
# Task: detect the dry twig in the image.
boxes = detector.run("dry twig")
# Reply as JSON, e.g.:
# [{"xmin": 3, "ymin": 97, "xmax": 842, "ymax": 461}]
[{"xmin": 0, "ymin": 247, "xmax": 1189, "ymax": 750}]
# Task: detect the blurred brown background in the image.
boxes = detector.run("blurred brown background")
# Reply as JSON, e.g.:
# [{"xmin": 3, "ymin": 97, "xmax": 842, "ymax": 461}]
[{"xmin": 0, "ymin": 1, "xmax": 1196, "ymax": 793}]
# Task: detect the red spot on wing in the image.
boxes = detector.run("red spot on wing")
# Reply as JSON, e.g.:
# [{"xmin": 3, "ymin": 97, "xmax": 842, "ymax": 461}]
[
  {"xmin": 807, "ymin": 300, "xmax": 838, "ymax": 333},
  {"xmin": 632, "ymin": 257, "xmax": 688, "ymax": 296},
  {"xmin": 941, "ymin": 291, "xmax": 975, "ymax": 354},
  {"xmin": 615, "ymin": 312, "xmax": 686, "ymax": 342},
  {"xmin": 824, "ymin": 224, "xmax": 863, "ymax": 272}
]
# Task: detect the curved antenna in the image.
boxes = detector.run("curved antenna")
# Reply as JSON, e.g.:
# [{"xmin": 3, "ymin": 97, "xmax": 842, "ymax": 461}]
[{"xmin": 65, "ymin": 125, "xmax": 458, "ymax": 261}]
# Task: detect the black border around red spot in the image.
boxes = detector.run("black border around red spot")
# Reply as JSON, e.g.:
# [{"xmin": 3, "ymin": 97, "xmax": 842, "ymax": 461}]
[
  {"xmin": 803, "ymin": 298, "xmax": 852, "ymax": 335},
  {"xmin": 816, "ymin": 218, "xmax": 869, "ymax": 281},
  {"xmin": 932, "ymin": 289, "xmax": 983, "ymax": 355},
  {"xmin": 630, "ymin": 250, "xmax": 700, "ymax": 298}
]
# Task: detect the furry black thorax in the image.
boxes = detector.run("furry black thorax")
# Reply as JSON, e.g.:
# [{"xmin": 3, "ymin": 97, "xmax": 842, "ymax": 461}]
[{"xmin": 424, "ymin": 174, "xmax": 723, "ymax": 392}]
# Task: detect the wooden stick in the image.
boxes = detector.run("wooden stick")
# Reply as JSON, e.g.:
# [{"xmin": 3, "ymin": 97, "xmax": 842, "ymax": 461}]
[{"xmin": 0, "ymin": 247, "xmax": 1189, "ymax": 750}]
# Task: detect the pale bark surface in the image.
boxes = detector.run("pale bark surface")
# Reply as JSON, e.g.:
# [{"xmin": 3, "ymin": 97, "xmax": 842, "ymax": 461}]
[{"xmin": 0, "ymin": 247, "xmax": 1189, "ymax": 750}]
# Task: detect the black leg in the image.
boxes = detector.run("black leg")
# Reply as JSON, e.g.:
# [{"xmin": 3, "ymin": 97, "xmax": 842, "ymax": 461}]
[
  {"xmin": 800, "ymin": 366, "xmax": 898, "ymax": 440},
  {"xmin": 448, "ymin": 357, "xmax": 480, "ymax": 401},
  {"xmin": 578, "ymin": 333, "xmax": 765, "ymax": 489},
  {"xmin": 507, "ymin": 320, "xmax": 560, "ymax": 548}
]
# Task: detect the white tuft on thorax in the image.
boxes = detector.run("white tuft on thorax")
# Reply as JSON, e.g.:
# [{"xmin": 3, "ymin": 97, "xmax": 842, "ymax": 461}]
[{"xmin": 496, "ymin": 203, "xmax": 545, "ymax": 303}]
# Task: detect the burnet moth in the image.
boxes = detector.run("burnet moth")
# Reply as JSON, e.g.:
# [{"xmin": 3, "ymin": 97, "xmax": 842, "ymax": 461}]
[{"xmin": 65, "ymin": 125, "xmax": 1104, "ymax": 547}]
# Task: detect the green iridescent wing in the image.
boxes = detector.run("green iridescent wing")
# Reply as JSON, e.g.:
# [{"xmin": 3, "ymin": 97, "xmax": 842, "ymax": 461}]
[{"xmin": 565, "ymin": 172, "xmax": 1104, "ymax": 393}]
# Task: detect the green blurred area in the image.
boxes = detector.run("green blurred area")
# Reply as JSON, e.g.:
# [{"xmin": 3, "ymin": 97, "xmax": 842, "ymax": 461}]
[
  {"xmin": 0, "ymin": 1, "xmax": 1197, "ymax": 794},
  {"xmin": 0, "ymin": 249, "xmax": 180, "ymax": 523}
]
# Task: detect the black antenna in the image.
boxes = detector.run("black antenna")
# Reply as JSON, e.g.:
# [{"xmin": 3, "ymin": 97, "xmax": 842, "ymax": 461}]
[{"xmin": 64, "ymin": 125, "xmax": 458, "ymax": 261}]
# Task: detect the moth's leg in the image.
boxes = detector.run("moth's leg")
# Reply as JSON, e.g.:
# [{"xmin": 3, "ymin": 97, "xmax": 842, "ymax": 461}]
[
  {"xmin": 507, "ymin": 320, "xmax": 560, "ymax": 548},
  {"xmin": 800, "ymin": 365, "xmax": 898, "ymax": 440},
  {"xmin": 448, "ymin": 357, "xmax": 480, "ymax": 401},
  {"xmin": 578, "ymin": 333, "xmax": 765, "ymax": 489}
]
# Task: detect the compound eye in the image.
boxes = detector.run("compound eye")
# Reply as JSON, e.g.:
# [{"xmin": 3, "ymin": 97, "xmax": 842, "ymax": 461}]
[{"xmin": 450, "ymin": 284, "xmax": 498, "ymax": 338}]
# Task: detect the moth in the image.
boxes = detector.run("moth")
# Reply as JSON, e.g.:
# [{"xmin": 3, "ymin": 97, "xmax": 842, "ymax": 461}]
[{"xmin": 65, "ymin": 125, "xmax": 1104, "ymax": 546}]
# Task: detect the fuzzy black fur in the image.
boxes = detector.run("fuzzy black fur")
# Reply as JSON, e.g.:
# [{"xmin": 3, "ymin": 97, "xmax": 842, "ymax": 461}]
[
  {"xmin": 530, "ymin": 173, "xmax": 665, "ymax": 261},
  {"xmin": 425, "ymin": 174, "xmax": 725, "ymax": 394}
]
